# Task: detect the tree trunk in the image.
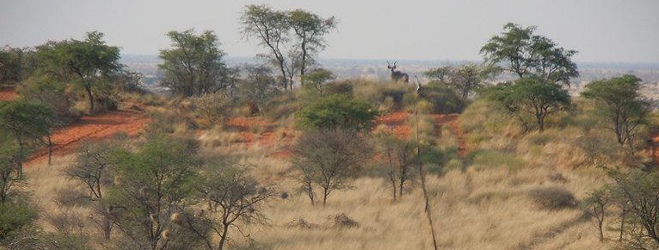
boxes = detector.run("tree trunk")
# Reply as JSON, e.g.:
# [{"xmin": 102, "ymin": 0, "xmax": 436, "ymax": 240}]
[
  {"xmin": 306, "ymin": 183, "xmax": 315, "ymax": 205},
  {"xmin": 619, "ymin": 204, "xmax": 626, "ymax": 241},
  {"xmin": 597, "ymin": 214, "xmax": 604, "ymax": 242},
  {"xmin": 16, "ymin": 136, "xmax": 24, "ymax": 177},
  {"xmin": 322, "ymin": 187, "xmax": 329, "ymax": 206},
  {"xmin": 47, "ymin": 135, "xmax": 53, "ymax": 166},
  {"xmin": 300, "ymin": 41, "xmax": 308, "ymax": 83},
  {"xmin": 218, "ymin": 223, "xmax": 230, "ymax": 250},
  {"xmin": 103, "ymin": 214, "xmax": 112, "ymax": 240},
  {"xmin": 85, "ymin": 84, "xmax": 95, "ymax": 114}
]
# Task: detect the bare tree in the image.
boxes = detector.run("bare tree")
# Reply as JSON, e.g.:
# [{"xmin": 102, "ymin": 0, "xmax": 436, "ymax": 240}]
[
  {"xmin": 291, "ymin": 129, "xmax": 373, "ymax": 205},
  {"xmin": 65, "ymin": 141, "xmax": 118, "ymax": 240},
  {"xmin": 194, "ymin": 166, "xmax": 275, "ymax": 250},
  {"xmin": 376, "ymin": 134, "xmax": 417, "ymax": 201}
]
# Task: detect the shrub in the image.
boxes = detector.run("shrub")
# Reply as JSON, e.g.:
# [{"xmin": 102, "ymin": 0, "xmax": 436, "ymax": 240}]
[
  {"xmin": 0, "ymin": 201, "xmax": 38, "ymax": 243},
  {"xmin": 20, "ymin": 76, "xmax": 78, "ymax": 124},
  {"xmin": 192, "ymin": 92, "xmax": 232, "ymax": 125},
  {"xmin": 297, "ymin": 94, "xmax": 378, "ymax": 131},
  {"xmin": 528, "ymin": 186, "xmax": 577, "ymax": 210},
  {"xmin": 467, "ymin": 149, "xmax": 525, "ymax": 171},
  {"xmin": 325, "ymin": 80, "xmax": 354, "ymax": 96},
  {"xmin": 418, "ymin": 82, "xmax": 465, "ymax": 114}
]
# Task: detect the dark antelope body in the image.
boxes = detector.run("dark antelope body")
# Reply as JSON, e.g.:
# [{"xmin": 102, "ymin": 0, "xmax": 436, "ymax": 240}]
[{"xmin": 387, "ymin": 61, "xmax": 409, "ymax": 83}]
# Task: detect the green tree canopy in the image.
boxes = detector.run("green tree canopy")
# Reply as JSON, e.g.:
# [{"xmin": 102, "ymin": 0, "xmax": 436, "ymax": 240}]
[
  {"xmin": 159, "ymin": 29, "xmax": 231, "ymax": 97},
  {"xmin": 33, "ymin": 31, "xmax": 122, "ymax": 113},
  {"xmin": 0, "ymin": 99, "xmax": 54, "ymax": 174},
  {"xmin": 0, "ymin": 46, "xmax": 33, "ymax": 85},
  {"xmin": 581, "ymin": 75, "xmax": 650, "ymax": 153},
  {"xmin": 480, "ymin": 23, "xmax": 578, "ymax": 85},
  {"xmin": 301, "ymin": 68, "xmax": 335, "ymax": 95},
  {"xmin": 241, "ymin": 4, "xmax": 292, "ymax": 90},
  {"xmin": 288, "ymin": 9, "xmax": 336, "ymax": 79},
  {"xmin": 297, "ymin": 94, "xmax": 378, "ymax": 131},
  {"xmin": 425, "ymin": 64, "xmax": 499, "ymax": 100},
  {"xmin": 487, "ymin": 78, "xmax": 570, "ymax": 131},
  {"xmin": 106, "ymin": 134, "xmax": 201, "ymax": 250}
]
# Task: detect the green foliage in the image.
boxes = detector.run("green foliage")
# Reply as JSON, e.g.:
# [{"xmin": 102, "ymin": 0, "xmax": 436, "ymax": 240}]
[
  {"xmin": 301, "ymin": 68, "xmax": 335, "ymax": 95},
  {"xmin": 297, "ymin": 94, "xmax": 378, "ymax": 131},
  {"xmin": 106, "ymin": 134, "xmax": 201, "ymax": 249},
  {"xmin": 192, "ymin": 92, "xmax": 232, "ymax": 125},
  {"xmin": 0, "ymin": 200, "xmax": 38, "ymax": 243},
  {"xmin": 159, "ymin": 29, "xmax": 232, "ymax": 97},
  {"xmin": 466, "ymin": 149, "xmax": 525, "ymax": 171},
  {"xmin": 241, "ymin": 4, "xmax": 293, "ymax": 90},
  {"xmin": 238, "ymin": 65, "xmax": 280, "ymax": 115},
  {"xmin": 34, "ymin": 31, "xmax": 122, "ymax": 113},
  {"xmin": 609, "ymin": 169, "xmax": 659, "ymax": 248},
  {"xmin": 487, "ymin": 78, "xmax": 570, "ymax": 131},
  {"xmin": 418, "ymin": 82, "xmax": 465, "ymax": 114},
  {"xmin": 324, "ymin": 81, "xmax": 354, "ymax": 96},
  {"xmin": 425, "ymin": 64, "xmax": 500, "ymax": 100},
  {"xmin": 581, "ymin": 75, "xmax": 650, "ymax": 153},
  {"xmin": 480, "ymin": 23, "xmax": 578, "ymax": 84},
  {"xmin": 0, "ymin": 99, "xmax": 54, "ymax": 142},
  {"xmin": 0, "ymin": 99, "xmax": 54, "ymax": 174},
  {"xmin": 0, "ymin": 138, "xmax": 22, "ymax": 203},
  {"xmin": 0, "ymin": 46, "xmax": 33, "ymax": 84},
  {"xmin": 21, "ymin": 75, "xmax": 78, "ymax": 124},
  {"xmin": 241, "ymin": 5, "xmax": 337, "ymax": 90},
  {"xmin": 288, "ymin": 9, "xmax": 336, "ymax": 77}
]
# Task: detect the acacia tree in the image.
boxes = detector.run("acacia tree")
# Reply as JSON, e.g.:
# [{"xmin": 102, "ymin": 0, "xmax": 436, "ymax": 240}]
[
  {"xmin": 425, "ymin": 64, "xmax": 499, "ymax": 100},
  {"xmin": 301, "ymin": 68, "xmax": 335, "ymax": 95},
  {"xmin": 241, "ymin": 5, "xmax": 292, "ymax": 90},
  {"xmin": 377, "ymin": 134, "xmax": 417, "ymax": 201},
  {"xmin": 480, "ymin": 23, "xmax": 578, "ymax": 85},
  {"xmin": 488, "ymin": 78, "xmax": 570, "ymax": 131},
  {"xmin": 0, "ymin": 100, "xmax": 54, "ymax": 175},
  {"xmin": 581, "ymin": 187, "xmax": 611, "ymax": 242},
  {"xmin": 237, "ymin": 65, "xmax": 280, "ymax": 114},
  {"xmin": 0, "ymin": 46, "xmax": 30, "ymax": 85},
  {"xmin": 106, "ymin": 135, "xmax": 202, "ymax": 250},
  {"xmin": 35, "ymin": 31, "xmax": 122, "ymax": 113},
  {"xmin": 609, "ymin": 169, "xmax": 659, "ymax": 249},
  {"xmin": 291, "ymin": 129, "xmax": 373, "ymax": 205},
  {"xmin": 581, "ymin": 75, "xmax": 651, "ymax": 154},
  {"xmin": 193, "ymin": 166, "xmax": 274, "ymax": 250},
  {"xmin": 288, "ymin": 9, "xmax": 336, "ymax": 80},
  {"xmin": 65, "ymin": 141, "xmax": 119, "ymax": 240},
  {"xmin": 0, "ymin": 137, "xmax": 21, "ymax": 203},
  {"xmin": 159, "ymin": 29, "xmax": 231, "ymax": 97}
]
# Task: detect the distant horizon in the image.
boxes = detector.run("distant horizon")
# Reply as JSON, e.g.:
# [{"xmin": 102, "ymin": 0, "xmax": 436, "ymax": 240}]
[
  {"xmin": 2, "ymin": 0, "xmax": 658, "ymax": 63},
  {"xmin": 120, "ymin": 53, "xmax": 659, "ymax": 69}
]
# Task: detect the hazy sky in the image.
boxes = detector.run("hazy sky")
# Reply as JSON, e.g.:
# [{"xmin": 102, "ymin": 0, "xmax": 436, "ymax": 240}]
[{"xmin": 1, "ymin": 0, "xmax": 658, "ymax": 63}]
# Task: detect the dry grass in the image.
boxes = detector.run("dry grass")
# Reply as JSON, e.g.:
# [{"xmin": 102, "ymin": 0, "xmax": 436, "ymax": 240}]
[
  {"xmin": 21, "ymin": 103, "xmax": 622, "ymax": 250},
  {"xmin": 24, "ymin": 141, "xmax": 616, "ymax": 250}
]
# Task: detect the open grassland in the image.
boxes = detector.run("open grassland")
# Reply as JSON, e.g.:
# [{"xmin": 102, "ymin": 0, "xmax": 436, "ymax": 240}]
[{"xmin": 24, "ymin": 116, "xmax": 617, "ymax": 250}]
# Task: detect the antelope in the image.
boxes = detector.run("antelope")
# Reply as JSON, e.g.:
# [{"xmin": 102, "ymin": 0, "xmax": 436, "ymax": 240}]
[{"xmin": 387, "ymin": 61, "xmax": 409, "ymax": 83}]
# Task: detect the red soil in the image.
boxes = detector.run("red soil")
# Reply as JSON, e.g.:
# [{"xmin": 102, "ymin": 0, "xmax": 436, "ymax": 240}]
[
  {"xmin": 225, "ymin": 116, "xmax": 294, "ymax": 146},
  {"xmin": 27, "ymin": 109, "xmax": 150, "ymax": 165},
  {"xmin": 0, "ymin": 86, "xmax": 17, "ymax": 101},
  {"xmin": 429, "ymin": 113, "xmax": 468, "ymax": 156},
  {"xmin": 376, "ymin": 112, "xmax": 468, "ymax": 155},
  {"xmin": 375, "ymin": 112, "xmax": 411, "ymax": 138}
]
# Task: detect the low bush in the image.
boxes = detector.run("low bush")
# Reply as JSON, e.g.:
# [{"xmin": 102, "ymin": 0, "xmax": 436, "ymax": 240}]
[{"xmin": 528, "ymin": 186, "xmax": 577, "ymax": 210}]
